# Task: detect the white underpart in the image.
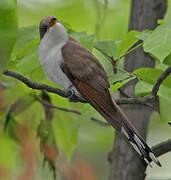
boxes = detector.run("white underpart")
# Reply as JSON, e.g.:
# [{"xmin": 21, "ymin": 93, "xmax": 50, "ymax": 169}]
[
  {"xmin": 149, "ymin": 152, "xmax": 158, "ymax": 164},
  {"xmin": 38, "ymin": 22, "xmax": 80, "ymax": 95},
  {"xmin": 130, "ymin": 141, "xmax": 142, "ymax": 156},
  {"xmin": 144, "ymin": 158, "xmax": 152, "ymax": 168},
  {"xmin": 134, "ymin": 134, "xmax": 145, "ymax": 149},
  {"xmin": 121, "ymin": 126, "xmax": 130, "ymax": 139}
]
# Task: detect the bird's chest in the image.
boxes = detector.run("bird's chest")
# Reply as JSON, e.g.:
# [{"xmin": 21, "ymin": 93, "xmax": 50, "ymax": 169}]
[{"xmin": 39, "ymin": 47, "xmax": 72, "ymax": 89}]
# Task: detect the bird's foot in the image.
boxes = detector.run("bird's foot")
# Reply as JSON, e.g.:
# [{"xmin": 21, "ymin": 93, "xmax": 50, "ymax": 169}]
[{"xmin": 66, "ymin": 85, "xmax": 80, "ymax": 103}]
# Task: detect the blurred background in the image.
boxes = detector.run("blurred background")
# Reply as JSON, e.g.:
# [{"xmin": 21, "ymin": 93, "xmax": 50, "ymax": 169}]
[{"xmin": 0, "ymin": 0, "xmax": 171, "ymax": 179}]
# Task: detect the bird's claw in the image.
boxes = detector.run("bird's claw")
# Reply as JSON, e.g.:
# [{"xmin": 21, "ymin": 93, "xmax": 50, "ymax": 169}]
[{"xmin": 66, "ymin": 86, "xmax": 80, "ymax": 103}]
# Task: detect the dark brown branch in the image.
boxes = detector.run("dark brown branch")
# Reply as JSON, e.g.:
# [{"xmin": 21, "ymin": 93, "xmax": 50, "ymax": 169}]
[
  {"xmin": 3, "ymin": 70, "xmax": 157, "ymax": 109},
  {"xmin": 115, "ymin": 95, "xmax": 158, "ymax": 112},
  {"xmin": 4, "ymin": 70, "xmax": 67, "ymax": 97},
  {"xmin": 152, "ymin": 66, "xmax": 171, "ymax": 97},
  {"xmin": 4, "ymin": 70, "xmax": 86, "ymax": 103},
  {"xmin": 152, "ymin": 139, "xmax": 171, "ymax": 158},
  {"xmin": 115, "ymin": 96, "xmax": 154, "ymax": 106}
]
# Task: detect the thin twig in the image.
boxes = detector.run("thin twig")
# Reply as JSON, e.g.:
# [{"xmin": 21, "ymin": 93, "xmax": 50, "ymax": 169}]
[
  {"xmin": 119, "ymin": 42, "xmax": 143, "ymax": 59},
  {"xmin": 36, "ymin": 97, "xmax": 81, "ymax": 115},
  {"xmin": 35, "ymin": 96, "xmax": 109, "ymax": 127},
  {"xmin": 152, "ymin": 139, "xmax": 171, "ymax": 158},
  {"xmin": 152, "ymin": 66, "xmax": 171, "ymax": 97},
  {"xmin": 90, "ymin": 117, "xmax": 109, "ymax": 126},
  {"xmin": 115, "ymin": 96, "xmax": 157, "ymax": 111}
]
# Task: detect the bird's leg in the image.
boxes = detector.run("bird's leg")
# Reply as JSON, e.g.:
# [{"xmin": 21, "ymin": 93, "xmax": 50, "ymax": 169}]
[{"xmin": 66, "ymin": 85, "xmax": 80, "ymax": 103}]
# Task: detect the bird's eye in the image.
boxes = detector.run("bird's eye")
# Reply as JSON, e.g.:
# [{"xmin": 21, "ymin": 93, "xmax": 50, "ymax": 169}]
[{"xmin": 51, "ymin": 17, "xmax": 57, "ymax": 21}]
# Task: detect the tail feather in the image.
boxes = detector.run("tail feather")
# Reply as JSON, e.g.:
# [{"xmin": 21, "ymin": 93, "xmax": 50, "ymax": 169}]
[
  {"xmin": 121, "ymin": 122, "xmax": 161, "ymax": 167},
  {"xmin": 67, "ymin": 77, "xmax": 161, "ymax": 167}
]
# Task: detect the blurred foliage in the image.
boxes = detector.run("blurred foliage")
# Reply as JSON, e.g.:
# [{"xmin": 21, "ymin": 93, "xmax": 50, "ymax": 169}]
[
  {"xmin": 143, "ymin": 22, "xmax": 171, "ymax": 62},
  {"xmin": 0, "ymin": 0, "xmax": 18, "ymax": 73},
  {"xmin": 0, "ymin": 0, "xmax": 171, "ymax": 179}
]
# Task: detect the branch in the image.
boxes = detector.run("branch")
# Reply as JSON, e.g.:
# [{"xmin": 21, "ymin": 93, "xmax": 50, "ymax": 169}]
[
  {"xmin": 114, "ymin": 95, "xmax": 158, "ymax": 111},
  {"xmin": 4, "ymin": 70, "xmax": 67, "ymax": 97},
  {"xmin": 152, "ymin": 66, "xmax": 171, "ymax": 97},
  {"xmin": 152, "ymin": 139, "xmax": 171, "ymax": 158},
  {"xmin": 36, "ymin": 97, "xmax": 81, "ymax": 115},
  {"xmin": 4, "ymin": 70, "xmax": 86, "ymax": 103},
  {"xmin": 3, "ymin": 70, "xmax": 157, "ymax": 109},
  {"xmin": 90, "ymin": 117, "xmax": 109, "ymax": 126},
  {"xmin": 115, "ymin": 96, "xmax": 154, "ymax": 106}
]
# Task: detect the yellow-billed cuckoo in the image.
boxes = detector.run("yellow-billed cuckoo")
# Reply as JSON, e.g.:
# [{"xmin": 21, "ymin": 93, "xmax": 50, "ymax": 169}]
[{"xmin": 38, "ymin": 16, "xmax": 161, "ymax": 167}]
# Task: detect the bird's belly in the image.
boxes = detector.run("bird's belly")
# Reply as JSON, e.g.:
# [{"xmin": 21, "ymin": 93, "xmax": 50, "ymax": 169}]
[
  {"xmin": 39, "ymin": 44, "xmax": 81, "ymax": 97},
  {"xmin": 43, "ymin": 59, "xmax": 72, "ymax": 89}
]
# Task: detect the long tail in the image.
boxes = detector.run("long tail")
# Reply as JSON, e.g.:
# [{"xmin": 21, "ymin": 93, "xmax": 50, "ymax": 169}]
[
  {"xmin": 121, "ymin": 120, "xmax": 161, "ymax": 167},
  {"xmin": 108, "ymin": 100, "xmax": 161, "ymax": 167},
  {"xmin": 67, "ymin": 77, "xmax": 161, "ymax": 167}
]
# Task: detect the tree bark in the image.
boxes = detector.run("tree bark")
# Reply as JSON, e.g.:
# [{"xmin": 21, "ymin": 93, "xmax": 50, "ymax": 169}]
[{"xmin": 109, "ymin": 1, "xmax": 167, "ymax": 180}]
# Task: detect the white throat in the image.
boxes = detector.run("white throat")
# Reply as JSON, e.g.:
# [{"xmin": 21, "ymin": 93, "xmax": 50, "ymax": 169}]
[
  {"xmin": 38, "ymin": 22, "xmax": 68, "ymax": 65},
  {"xmin": 40, "ymin": 22, "xmax": 68, "ymax": 51}
]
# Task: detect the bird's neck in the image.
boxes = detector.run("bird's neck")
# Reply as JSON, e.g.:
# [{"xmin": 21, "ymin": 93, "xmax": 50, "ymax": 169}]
[{"xmin": 40, "ymin": 23, "xmax": 68, "ymax": 50}]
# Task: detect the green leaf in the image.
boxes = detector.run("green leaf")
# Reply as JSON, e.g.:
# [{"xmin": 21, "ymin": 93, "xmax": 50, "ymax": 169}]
[
  {"xmin": 11, "ymin": 27, "xmax": 40, "ymax": 75},
  {"xmin": 136, "ymin": 30, "xmax": 152, "ymax": 41},
  {"xmin": 29, "ymin": 66, "xmax": 45, "ymax": 82},
  {"xmin": 118, "ymin": 30, "xmax": 141, "ymax": 57},
  {"xmin": 134, "ymin": 67, "xmax": 171, "ymax": 88},
  {"xmin": 134, "ymin": 68, "xmax": 163, "ymax": 85},
  {"xmin": 159, "ymin": 93, "xmax": 171, "ymax": 123},
  {"xmin": 4, "ymin": 95, "xmax": 35, "ymax": 134},
  {"xmin": 155, "ymin": 61, "xmax": 169, "ymax": 71},
  {"xmin": 163, "ymin": 53, "xmax": 171, "ymax": 66},
  {"xmin": 0, "ymin": 0, "xmax": 18, "ymax": 72},
  {"xmin": 16, "ymin": 50, "xmax": 40, "ymax": 75},
  {"xmin": 0, "ymin": 136, "xmax": 15, "ymax": 169},
  {"xmin": 135, "ymin": 80, "xmax": 152, "ymax": 97},
  {"xmin": 70, "ymin": 31, "xmax": 95, "ymax": 51},
  {"xmin": 143, "ymin": 22, "xmax": 171, "ymax": 62},
  {"xmin": 50, "ymin": 95, "xmax": 81, "ymax": 160},
  {"xmin": 157, "ymin": 19, "xmax": 166, "ymax": 25},
  {"xmin": 94, "ymin": 40, "xmax": 118, "ymax": 59},
  {"xmin": 15, "ymin": 26, "xmax": 39, "ymax": 49},
  {"xmin": 110, "ymin": 76, "xmax": 136, "ymax": 93},
  {"xmin": 52, "ymin": 110, "xmax": 79, "ymax": 160},
  {"xmin": 134, "ymin": 67, "xmax": 171, "ymax": 123}
]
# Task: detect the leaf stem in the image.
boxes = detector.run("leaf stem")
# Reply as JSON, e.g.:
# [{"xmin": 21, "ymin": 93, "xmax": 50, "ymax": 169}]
[{"xmin": 119, "ymin": 42, "xmax": 143, "ymax": 59}]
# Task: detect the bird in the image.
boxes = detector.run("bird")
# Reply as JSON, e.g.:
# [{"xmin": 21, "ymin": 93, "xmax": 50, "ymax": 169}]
[{"xmin": 38, "ymin": 15, "xmax": 161, "ymax": 167}]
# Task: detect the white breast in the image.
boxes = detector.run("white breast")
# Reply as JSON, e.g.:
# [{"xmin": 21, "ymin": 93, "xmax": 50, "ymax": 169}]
[{"xmin": 38, "ymin": 41, "xmax": 72, "ymax": 90}]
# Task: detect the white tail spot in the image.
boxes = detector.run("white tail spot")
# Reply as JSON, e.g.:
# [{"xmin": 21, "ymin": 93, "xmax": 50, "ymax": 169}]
[
  {"xmin": 130, "ymin": 141, "xmax": 142, "ymax": 156},
  {"xmin": 144, "ymin": 158, "xmax": 153, "ymax": 168},
  {"xmin": 134, "ymin": 134, "xmax": 145, "ymax": 149},
  {"xmin": 121, "ymin": 127, "xmax": 130, "ymax": 139},
  {"xmin": 149, "ymin": 152, "xmax": 158, "ymax": 164}
]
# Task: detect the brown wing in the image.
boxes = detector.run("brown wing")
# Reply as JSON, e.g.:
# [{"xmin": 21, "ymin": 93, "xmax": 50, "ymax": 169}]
[
  {"xmin": 61, "ymin": 37, "xmax": 109, "ymax": 92},
  {"xmin": 61, "ymin": 37, "xmax": 122, "ymax": 130}
]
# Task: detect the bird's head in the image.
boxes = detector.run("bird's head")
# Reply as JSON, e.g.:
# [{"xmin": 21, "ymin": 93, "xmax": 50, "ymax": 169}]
[{"xmin": 39, "ymin": 16, "xmax": 68, "ymax": 44}]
